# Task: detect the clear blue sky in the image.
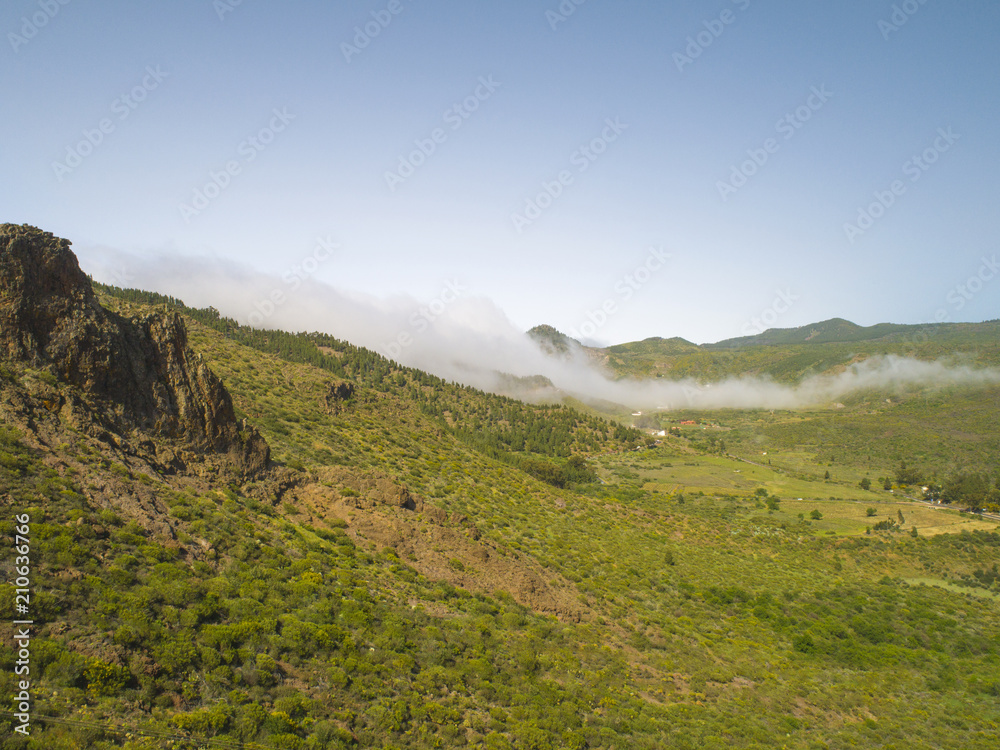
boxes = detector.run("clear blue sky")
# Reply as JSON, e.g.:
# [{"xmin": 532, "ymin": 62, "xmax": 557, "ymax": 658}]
[{"xmin": 3, "ymin": 0, "xmax": 999, "ymax": 345}]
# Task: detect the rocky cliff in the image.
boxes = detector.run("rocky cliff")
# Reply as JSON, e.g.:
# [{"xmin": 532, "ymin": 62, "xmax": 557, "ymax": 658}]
[{"xmin": 0, "ymin": 223, "xmax": 269, "ymax": 477}]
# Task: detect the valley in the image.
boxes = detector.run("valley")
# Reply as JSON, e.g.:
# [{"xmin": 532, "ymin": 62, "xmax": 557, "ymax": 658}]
[{"xmin": 0, "ymin": 225, "xmax": 998, "ymax": 749}]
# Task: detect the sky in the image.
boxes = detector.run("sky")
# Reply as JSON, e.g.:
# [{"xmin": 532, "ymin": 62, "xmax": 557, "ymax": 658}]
[{"xmin": 3, "ymin": 0, "xmax": 999, "ymax": 354}]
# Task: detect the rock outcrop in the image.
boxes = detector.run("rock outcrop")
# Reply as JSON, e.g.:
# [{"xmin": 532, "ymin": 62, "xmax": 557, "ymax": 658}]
[
  {"xmin": 0, "ymin": 223, "xmax": 269, "ymax": 477},
  {"xmin": 322, "ymin": 379, "xmax": 354, "ymax": 414}
]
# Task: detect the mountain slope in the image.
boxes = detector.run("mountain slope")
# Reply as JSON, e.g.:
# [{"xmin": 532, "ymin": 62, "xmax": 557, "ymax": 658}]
[
  {"xmin": 2, "ymin": 226, "xmax": 1000, "ymax": 749},
  {"xmin": 526, "ymin": 324, "xmax": 576, "ymax": 358},
  {"xmin": 572, "ymin": 318, "xmax": 1000, "ymax": 382},
  {"xmin": 705, "ymin": 317, "xmax": 899, "ymax": 347}
]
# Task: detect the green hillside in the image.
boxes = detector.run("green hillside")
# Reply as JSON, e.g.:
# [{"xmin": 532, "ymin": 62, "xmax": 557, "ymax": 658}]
[
  {"xmin": 706, "ymin": 318, "xmax": 912, "ymax": 347},
  {"xmin": 526, "ymin": 325, "xmax": 575, "ymax": 358},
  {"xmin": 561, "ymin": 318, "xmax": 1000, "ymax": 382},
  {"xmin": 2, "ymin": 235, "xmax": 1000, "ymax": 749}
]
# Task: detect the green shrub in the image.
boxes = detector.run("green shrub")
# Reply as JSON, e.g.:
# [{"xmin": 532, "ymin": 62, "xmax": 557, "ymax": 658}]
[{"xmin": 84, "ymin": 659, "xmax": 130, "ymax": 697}]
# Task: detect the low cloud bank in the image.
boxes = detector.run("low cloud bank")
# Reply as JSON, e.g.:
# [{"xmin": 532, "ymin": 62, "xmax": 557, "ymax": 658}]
[
  {"xmin": 588, "ymin": 355, "xmax": 1000, "ymax": 411},
  {"xmin": 81, "ymin": 247, "xmax": 1000, "ymax": 411}
]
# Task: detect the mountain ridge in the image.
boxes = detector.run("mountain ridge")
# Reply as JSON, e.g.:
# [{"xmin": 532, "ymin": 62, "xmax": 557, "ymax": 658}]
[
  {"xmin": 526, "ymin": 318, "xmax": 1000, "ymax": 385},
  {"xmin": 529, "ymin": 316, "xmax": 999, "ymax": 351}
]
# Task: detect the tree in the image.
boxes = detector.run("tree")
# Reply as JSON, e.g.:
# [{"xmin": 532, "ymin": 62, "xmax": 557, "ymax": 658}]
[
  {"xmin": 895, "ymin": 461, "xmax": 921, "ymax": 486},
  {"xmin": 866, "ymin": 507, "xmax": 877, "ymax": 517},
  {"xmin": 883, "ymin": 478, "xmax": 892, "ymax": 491},
  {"xmin": 810, "ymin": 509, "xmax": 823, "ymax": 520},
  {"xmin": 824, "ymin": 470, "xmax": 831, "ymax": 480},
  {"xmin": 859, "ymin": 477, "xmax": 871, "ymax": 491},
  {"xmin": 942, "ymin": 471, "xmax": 991, "ymax": 510}
]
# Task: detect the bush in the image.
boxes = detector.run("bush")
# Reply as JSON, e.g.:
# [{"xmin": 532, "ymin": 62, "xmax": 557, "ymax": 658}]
[
  {"xmin": 792, "ymin": 633, "xmax": 817, "ymax": 654},
  {"xmin": 84, "ymin": 659, "xmax": 130, "ymax": 697}
]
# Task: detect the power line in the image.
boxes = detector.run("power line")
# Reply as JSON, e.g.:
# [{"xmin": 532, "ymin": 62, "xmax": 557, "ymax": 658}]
[{"xmin": 0, "ymin": 710, "xmax": 280, "ymax": 749}]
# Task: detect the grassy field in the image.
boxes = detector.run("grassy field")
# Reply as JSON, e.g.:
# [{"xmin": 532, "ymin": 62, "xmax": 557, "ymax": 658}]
[
  {"xmin": 597, "ymin": 443, "xmax": 1000, "ymax": 540},
  {"xmin": 763, "ymin": 498, "xmax": 998, "ymax": 538},
  {"xmin": 608, "ymin": 385, "xmax": 1000, "ymax": 486},
  {"xmin": 618, "ymin": 451, "xmax": 882, "ymax": 500}
]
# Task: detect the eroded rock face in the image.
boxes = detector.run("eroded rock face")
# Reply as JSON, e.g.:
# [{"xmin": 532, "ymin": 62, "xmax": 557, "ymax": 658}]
[
  {"xmin": 322, "ymin": 379, "xmax": 354, "ymax": 414},
  {"xmin": 0, "ymin": 224, "xmax": 269, "ymax": 477}
]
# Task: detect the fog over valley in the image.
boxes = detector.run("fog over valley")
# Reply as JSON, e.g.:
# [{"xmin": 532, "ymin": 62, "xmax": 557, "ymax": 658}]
[{"xmin": 82, "ymin": 245, "xmax": 1000, "ymax": 412}]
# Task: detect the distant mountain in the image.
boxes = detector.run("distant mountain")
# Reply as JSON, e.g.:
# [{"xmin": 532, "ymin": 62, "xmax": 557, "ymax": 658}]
[
  {"xmin": 527, "ymin": 317, "xmax": 1000, "ymax": 383},
  {"xmin": 526, "ymin": 324, "xmax": 577, "ymax": 357},
  {"xmin": 703, "ymin": 318, "xmax": 926, "ymax": 348},
  {"xmin": 606, "ymin": 335, "xmax": 701, "ymax": 355}
]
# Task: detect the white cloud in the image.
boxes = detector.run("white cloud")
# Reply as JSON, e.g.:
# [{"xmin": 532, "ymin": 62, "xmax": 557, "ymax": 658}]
[{"xmin": 78, "ymin": 246, "xmax": 1000, "ymax": 411}]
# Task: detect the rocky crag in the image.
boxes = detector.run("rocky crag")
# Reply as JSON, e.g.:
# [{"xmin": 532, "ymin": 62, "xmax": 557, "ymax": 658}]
[{"xmin": 0, "ymin": 223, "xmax": 269, "ymax": 479}]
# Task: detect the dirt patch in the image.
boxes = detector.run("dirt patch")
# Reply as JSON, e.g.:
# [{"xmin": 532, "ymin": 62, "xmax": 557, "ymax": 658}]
[{"xmin": 289, "ymin": 468, "xmax": 590, "ymax": 622}]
